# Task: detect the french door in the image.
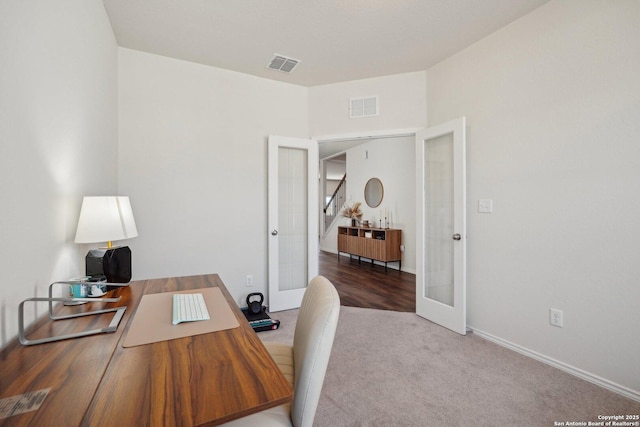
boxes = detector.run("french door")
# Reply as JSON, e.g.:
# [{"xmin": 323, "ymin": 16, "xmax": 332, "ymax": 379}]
[
  {"xmin": 415, "ymin": 117, "xmax": 467, "ymax": 335},
  {"xmin": 267, "ymin": 135, "xmax": 319, "ymax": 312}
]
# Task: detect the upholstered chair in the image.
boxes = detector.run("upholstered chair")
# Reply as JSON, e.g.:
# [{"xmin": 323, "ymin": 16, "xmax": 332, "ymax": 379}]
[{"xmin": 221, "ymin": 275, "xmax": 340, "ymax": 427}]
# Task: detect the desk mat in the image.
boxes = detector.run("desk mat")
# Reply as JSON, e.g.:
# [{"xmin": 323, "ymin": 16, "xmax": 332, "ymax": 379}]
[{"xmin": 123, "ymin": 287, "xmax": 239, "ymax": 347}]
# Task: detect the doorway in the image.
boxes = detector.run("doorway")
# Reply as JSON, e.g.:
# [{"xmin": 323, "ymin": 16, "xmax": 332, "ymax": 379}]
[
  {"xmin": 315, "ymin": 121, "xmax": 467, "ymax": 336},
  {"xmin": 317, "ymin": 128, "xmax": 420, "ymax": 312},
  {"xmin": 318, "ymin": 131, "xmax": 418, "ymax": 276}
]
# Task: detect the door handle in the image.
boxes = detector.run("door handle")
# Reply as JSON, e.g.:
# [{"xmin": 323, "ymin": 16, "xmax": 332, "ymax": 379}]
[
  {"xmin": 452, "ymin": 233, "xmax": 461, "ymax": 241},
  {"xmin": 271, "ymin": 230, "xmax": 278, "ymax": 236}
]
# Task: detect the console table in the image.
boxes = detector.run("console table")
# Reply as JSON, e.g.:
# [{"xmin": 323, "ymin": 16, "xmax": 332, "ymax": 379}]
[
  {"xmin": 0, "ymin": 274, "xmax": 292, "ymax": 426},
  {"xmin": 337, "ymin": 226, "xmax": 402, "ymax": 271}
]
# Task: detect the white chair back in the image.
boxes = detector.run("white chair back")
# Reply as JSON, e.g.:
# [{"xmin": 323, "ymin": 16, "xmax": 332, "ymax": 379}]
[{"xmin": 291, "ymin": 276, "xmax": 340, "ymax": 427}]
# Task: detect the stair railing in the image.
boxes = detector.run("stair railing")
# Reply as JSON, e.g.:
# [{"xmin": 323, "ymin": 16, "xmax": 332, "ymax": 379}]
[{"xmin": 323, "ymin": 174, "xmax": 347, "ymax": 233}]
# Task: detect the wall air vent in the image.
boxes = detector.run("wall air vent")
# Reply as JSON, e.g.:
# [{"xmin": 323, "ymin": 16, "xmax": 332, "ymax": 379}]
[
  {"xmin": 350, "ymin": 96, "xmax": 378, "ymax": 118},
  {"xmin": 267, "ymin": 54, "xmax": 300, "ymax": 73}
]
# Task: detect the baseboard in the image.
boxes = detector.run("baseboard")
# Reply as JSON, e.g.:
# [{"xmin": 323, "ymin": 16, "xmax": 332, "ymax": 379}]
[{"xmin": 469, "ymin": 327, "xmax": 640, "ymax": 403}]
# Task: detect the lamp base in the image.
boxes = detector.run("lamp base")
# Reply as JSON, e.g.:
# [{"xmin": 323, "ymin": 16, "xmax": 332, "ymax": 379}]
[{"xmin": 86, "ymin": 246, "xmax": 132, "ymax": 284}]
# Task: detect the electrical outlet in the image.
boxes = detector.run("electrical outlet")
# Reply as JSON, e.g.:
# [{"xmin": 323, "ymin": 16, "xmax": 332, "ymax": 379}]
[
  {"xmin": 549, "ymin": 308, "xmax": 563, "ymax": 327},
  {"xmin": 246, "ymin": 275, "xmax": 253, "ymax": 287}
]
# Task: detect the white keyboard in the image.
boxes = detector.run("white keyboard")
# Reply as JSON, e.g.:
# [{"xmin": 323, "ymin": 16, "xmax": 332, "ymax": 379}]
[{"xmin": 172, "ymin": 293, "xmax": 210, "ymax": 325}]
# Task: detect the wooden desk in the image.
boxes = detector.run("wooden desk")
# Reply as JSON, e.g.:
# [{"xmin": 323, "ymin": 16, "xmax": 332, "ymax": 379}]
[{"xmin": 0, "ymin": 274, "xmax": 292, "ymax": 426}]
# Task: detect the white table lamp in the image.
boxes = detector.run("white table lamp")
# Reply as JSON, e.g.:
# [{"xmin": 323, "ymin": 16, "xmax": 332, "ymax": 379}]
[
  {"xmin": 75, "ymin": 196, "xmax": 138, "ymax": 282},
  {"xmin": 75, "ymin": 196, "xmax": 138, "ymax": 247}
]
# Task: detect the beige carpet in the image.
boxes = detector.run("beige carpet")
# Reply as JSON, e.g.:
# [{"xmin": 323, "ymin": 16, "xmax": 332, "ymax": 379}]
[{"xmin": 260, "ymin": 306, "xmax": 640, "ymax": 427}]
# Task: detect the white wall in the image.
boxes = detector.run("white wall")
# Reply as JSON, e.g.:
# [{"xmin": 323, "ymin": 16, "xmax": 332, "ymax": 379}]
[
  {"xmin": 0, "ymin": 0, "xmax": 118, "ymax": 346},
  {"xmin": 311, "ymin": 72, "xmax": 426, "ymax": 273},
  {"xmin": 117, "ymin": 49, "xmax": 308, "ymax": 307},
  {"xmin": 426, "ymin": 0, "xmax": 640, "ymax": 395},
  {"xmin": 309, "ymin": 71, "xmax": 427, "ymax": 137},
  {"xmin": 320, "ymin": 136, "xmax": 416, "ymax": 273}
]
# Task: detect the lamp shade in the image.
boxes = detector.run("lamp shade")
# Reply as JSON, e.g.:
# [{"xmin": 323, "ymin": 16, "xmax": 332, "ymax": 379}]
[{"xmin": 75, "ymin": 196, "xmax": 138, "ymax": 244}]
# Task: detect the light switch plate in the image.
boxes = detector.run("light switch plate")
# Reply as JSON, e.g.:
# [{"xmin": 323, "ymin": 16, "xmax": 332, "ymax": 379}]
[{"xmin": 478, "ymin": 199, "xmax": 493, "ymax": 213}]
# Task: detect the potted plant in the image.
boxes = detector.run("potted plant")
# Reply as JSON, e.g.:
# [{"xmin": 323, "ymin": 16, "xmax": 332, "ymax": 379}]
[{"xmin": 342, "ymin": 202, "xmax": 363, "ymax": 226}]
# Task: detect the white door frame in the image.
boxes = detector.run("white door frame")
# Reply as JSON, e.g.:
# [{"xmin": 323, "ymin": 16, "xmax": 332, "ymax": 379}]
[{"xmin": 315, "ymin": 128, "xmax": 423, "ymax": 144}]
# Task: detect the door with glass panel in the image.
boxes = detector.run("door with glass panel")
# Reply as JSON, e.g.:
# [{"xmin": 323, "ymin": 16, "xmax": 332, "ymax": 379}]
[
  {"xmin": 415, "ymin": 117, "xmax": 467, "ymax": 335},
  {"xmin": 268, "ymin": 135, "xmax": 319, "ymax": 312}
]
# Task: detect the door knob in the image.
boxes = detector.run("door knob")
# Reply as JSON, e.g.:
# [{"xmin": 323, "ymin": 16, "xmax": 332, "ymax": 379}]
[
  {"xmin": 271, "ymin": 230, "xmax": 278, "ymax": 236},
  {"xmin": 452, "ymin": 233, "xmax": 461, "ymax": 241}
]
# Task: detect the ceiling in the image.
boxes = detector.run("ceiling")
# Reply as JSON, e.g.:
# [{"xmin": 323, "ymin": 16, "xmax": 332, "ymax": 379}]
[{"xmin": 102, "ymin": 0, "xmax": 549, "ymax": 87}]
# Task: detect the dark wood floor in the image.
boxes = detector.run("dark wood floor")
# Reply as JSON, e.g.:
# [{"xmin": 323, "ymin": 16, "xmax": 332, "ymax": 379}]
[{"xmin": 318, "ymin": 251, "xmax": 415, "ymax": 312}]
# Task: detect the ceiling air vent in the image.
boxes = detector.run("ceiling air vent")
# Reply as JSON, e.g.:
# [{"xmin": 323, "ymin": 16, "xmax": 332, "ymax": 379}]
[
  {"xmin": 267, "ymin": 54, "xmax": 300, "ymax": 73},
  {"xmin": 350, "ymin": 96, "xmax": 378, "ymax": 118}
]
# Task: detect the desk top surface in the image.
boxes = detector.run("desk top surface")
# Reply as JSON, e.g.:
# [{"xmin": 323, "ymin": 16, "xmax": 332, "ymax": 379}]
[{"xmin": 0, "ymin": 274, "xmax": 293, "ymax": 427}]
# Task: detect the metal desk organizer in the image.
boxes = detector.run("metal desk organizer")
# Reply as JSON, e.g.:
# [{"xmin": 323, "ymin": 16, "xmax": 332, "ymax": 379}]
[{"xmin": 18, "ymin": 281, "xmax": 128, "ymax": 346}]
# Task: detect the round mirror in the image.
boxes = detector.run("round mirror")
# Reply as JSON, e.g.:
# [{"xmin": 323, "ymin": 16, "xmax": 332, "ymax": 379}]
[{"xmin": 364, "ymin": 178, "xmax": 384, "ymax": 208}]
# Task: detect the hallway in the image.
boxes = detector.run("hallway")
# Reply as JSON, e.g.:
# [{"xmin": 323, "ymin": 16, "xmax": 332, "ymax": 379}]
[{"xmin": 318, "ymin": 250, "xmax": 415, "ymax": 312}]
